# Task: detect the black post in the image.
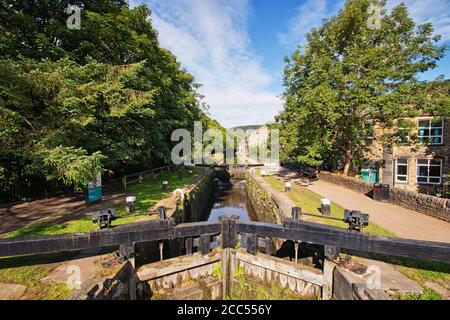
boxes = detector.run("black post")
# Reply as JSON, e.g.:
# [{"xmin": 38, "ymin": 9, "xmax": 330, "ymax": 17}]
[
  {"xmin": 291, "ymin": 207, "xmax": 301, "ymax": 220},
  {"xmin": 158, "ymin": 206, "xmax": 167, "ymax": 220},
  {"xmin": 265, "ymin": 237, "xmax": 272, "ymax": 256},
  {"xmin": 324, "ymin": 245, "xmax": 340, "ymax": 260},
  {"xmin": 230, "ymin": 215, "xmax": 240, "ymax": 249},
  {"xmin": 247, "ymin": 233, "xmax": 257, "ymax": 255},
  {"xmin": 119, "ymin": 243, "xmax": 135, "ymax": 262},
  {"xmin": 219, "ymin": 216, "xmax": 230, "ymax": 249},
  {"xmin": 199, "ymin": 234, "xmax": 210, "ymax": 255},
  {"xmin": 185, "ymin": 237, "xmax": 193, "ymax": 256}
]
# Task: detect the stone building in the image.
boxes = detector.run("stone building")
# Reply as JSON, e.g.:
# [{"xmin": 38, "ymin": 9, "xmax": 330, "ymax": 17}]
[
  {"xmin": 236, "ymin": 125, "xmax": 279, "ymax": 167},
  {"xmin": 364, "ymin": 116, "xmax": 449, "ymax": 197}
]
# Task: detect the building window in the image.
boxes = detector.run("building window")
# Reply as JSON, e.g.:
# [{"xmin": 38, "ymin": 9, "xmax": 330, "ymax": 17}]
[
  {"xmin": 395, "ymin": 159, "xmax": 408, "ymax": 183},
  {"xmin": 417, "ymin": 159, "xmax": 442, "ymax": 185},
  {"xmin": 396, "ymin": 119, "xmax": 414, "ymax": 144},
  {"xmin": 418, "ymin": 119, "xmax": 444, "ymax": 145}
]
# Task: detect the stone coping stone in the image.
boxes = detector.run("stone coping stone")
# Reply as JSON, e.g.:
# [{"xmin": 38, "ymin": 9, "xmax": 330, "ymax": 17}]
[{"xmin": 0, "ymin": 282, "xmax": 27, "ymax": 300}]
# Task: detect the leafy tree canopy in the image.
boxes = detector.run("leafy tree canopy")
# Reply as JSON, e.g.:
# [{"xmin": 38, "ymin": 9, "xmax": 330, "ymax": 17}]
[
  {"xmin": 0, "ymin": 1, "xmax": 219, "ymax": 193},
  {"xmin": 277, "ymin": 0, "xmax": 448, "ymax": 173}
]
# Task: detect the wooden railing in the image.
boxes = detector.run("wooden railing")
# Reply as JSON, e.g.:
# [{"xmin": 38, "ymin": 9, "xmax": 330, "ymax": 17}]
[{"xmin": 1, "ymin": 215, "xmax": 449, "ymax": 264}]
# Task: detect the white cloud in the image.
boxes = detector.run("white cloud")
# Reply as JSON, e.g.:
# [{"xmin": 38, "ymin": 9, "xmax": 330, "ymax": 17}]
[
  {"xmin": 278, "ymin": 0, "xmax": 450, "ymax": 49},
  {"xmin": 277, "ymin": 0, "xmax": 345, "ymax": 49},
  {"xmin": 387, "ymin": 0, "xmax": 450, "ymax": 42},
  {"xmin": 140, "ymin": 0, "xmax": 282, "ymax": 128}
]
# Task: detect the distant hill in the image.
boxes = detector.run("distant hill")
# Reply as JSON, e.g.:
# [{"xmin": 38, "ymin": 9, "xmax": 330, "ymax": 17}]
[{"xmin": 229, "ymin": 125, "xmax": 263, "ymax": 131}]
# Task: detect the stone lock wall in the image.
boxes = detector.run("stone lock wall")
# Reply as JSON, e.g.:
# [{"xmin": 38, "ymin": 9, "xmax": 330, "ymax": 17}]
[
  {"xmin": 245, "ymin": 172, "xmax": 282, "ymax": 224},
  {"xmin": 171, "ymin": 170, "xmax": 214, "ymax": 224}
]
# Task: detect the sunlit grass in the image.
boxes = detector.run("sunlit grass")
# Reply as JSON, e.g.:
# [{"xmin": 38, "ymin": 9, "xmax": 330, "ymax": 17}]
[
  {"xmin": 4, "ymin": 168, "xmax": 204, "ymax": 238},
  {"xmin": 115, "ymin": 167, "xmax": 202, "ymax": 215},
  {"xmin": 0, "ymin": 251, "xmax": 79, "ymax": 300},
  {"xmin": 263, "ymin": 174, "xmax": 450, "ymax": 300},
  {"xmin": 263, "ymin": 175, "xmax": 395, "ymax": 237}
]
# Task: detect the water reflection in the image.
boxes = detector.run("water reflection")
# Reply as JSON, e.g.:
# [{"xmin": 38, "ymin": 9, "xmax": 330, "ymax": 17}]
[{"xmin": 204, "ymin": 179, "xmax": 257, "ymax": 222}]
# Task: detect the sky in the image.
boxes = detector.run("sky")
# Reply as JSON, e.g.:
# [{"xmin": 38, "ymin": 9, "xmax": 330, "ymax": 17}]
[{"xmin": 130, "ymin": 0, "xmax": 450, "ymax": 128}]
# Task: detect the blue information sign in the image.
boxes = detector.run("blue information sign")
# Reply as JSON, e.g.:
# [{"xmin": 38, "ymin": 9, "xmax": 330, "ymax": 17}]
[{"xmin": 87, "ymin": 173, "xmax": 102, "ymax": 204}]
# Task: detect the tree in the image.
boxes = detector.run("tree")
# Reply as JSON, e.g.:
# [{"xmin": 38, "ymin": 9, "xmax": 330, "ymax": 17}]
[
  {"xmin": 277, "ymin": 0, "xmax": 447, "ymax": 174},
  {"xmin": 43, "ymin": 146, "xmax": 105, "ymax": 190},
  {"xmin": 0, "ymin": 2, "xmax": 215, "ymax": 195}
]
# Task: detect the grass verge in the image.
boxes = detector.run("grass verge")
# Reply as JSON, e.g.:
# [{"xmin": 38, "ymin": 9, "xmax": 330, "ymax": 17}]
[
  {"xmin": 4, "ymin": 168, "xmax": 203, "ymax": 238},
  {"xmin": 0, "ymin": 251, "xmax": 80, "ymax": 300},
  {"xmin": 263, "ymin": 175, "xmax": 395, "ymax": 237}
]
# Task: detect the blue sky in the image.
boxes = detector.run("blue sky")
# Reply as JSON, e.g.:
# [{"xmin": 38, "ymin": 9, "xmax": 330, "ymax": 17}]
[{"xmin": 130, "ymin": 0, "xmax": 450, "ymax": 128}]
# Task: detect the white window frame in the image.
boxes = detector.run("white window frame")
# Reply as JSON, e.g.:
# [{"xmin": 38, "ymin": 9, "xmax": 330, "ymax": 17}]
[
  {"xmin": 416, "ymin": 159, "xmax": 443, "ymax": 185},
  {"xmin": 395, "ymin": 159, "xmax": 408, "ymax": 183},
  {"xmin": 418, "ymin": 118, "xmax": 444, "ymax": 145}
]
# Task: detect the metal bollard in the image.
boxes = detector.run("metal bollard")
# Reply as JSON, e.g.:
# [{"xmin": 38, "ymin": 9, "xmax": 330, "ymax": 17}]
[
  {"xmin": 285, "ymin": 181, "xmax": 292, "ymax": 192},
  {"xmin": 162, "ymin": 180, "xmax": 169, "ymax": 191},
  {"xmin": 321, "ymin": 199, "xmax": 331, "ymax": 216},
  {"xmin": 125, "ymin": 196, "xmax": 136, "ymax": 213}
]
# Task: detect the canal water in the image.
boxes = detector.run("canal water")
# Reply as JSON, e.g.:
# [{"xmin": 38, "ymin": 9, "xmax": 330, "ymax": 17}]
[{"xmin": 203, "ymin": 179, "xmax": 257, "ymax": 222}]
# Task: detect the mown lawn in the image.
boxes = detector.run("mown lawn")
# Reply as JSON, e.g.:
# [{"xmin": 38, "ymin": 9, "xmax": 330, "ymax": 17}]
[
  {"xmin": 115, "ymin": 167, "xmax": 203, "ymax": 215},
  {"xmin": 0, "ymin": 168, "xmax": 205, "ymax": 300},
  {"xmin": 263, "ymin": 175, "xmax": 395, "ymax": 237},
  {"xmin": 4, "ymin": 168, "xmax": 204, "ymax": 238}
]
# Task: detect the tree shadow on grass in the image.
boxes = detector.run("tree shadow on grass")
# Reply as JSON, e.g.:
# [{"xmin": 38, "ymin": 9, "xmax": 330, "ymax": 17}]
[{"xmin": 0, "ymin": 251, "xmax": 81, "ymax": 269}]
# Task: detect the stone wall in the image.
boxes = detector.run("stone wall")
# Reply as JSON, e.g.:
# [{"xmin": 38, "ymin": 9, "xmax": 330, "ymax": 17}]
[
  {"xmin": 389, "ymin": 188, "xmax": 450, "ymax": 222},
  {"xmin": 333, "ymin": 266, "xmax": 390, "ymax": 300},
  {"xmin": 170, "ymin": 170, "xmax": 214, "ymax": 224},
  {"xmin": 319, "ymin": 171, "xmax": 373, "ymax": 194},
  {"xmin": 245, "ymin": 172, "xmax": 282, "ymax": 224},
  {"xmin": 85, "ymin": 261, "xmax": 150, "ymax": 300},
  {"xmin": 319, "ymin": 171, "xmax": 450, "ymax": 223}
]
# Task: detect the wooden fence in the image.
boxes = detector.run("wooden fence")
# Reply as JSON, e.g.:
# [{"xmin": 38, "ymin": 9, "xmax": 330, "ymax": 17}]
[
  {"xmin": 121, "ymin": 165, "xmax": 179, "ymax": 190},
  {"xmin": 0, "ymin": 178, "xmax": 70, "ymax": 205}
]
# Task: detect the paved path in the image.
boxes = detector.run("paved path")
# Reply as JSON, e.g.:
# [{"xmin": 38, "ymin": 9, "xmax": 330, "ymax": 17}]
[{"xmin": 306, "ymin": 180, "xmax": 450, "ymax": 243}]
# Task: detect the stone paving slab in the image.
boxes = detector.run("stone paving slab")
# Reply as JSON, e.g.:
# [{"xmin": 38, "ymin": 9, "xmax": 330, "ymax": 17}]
[
  {"xmin": 0, "ymin": 283, "xmax": 27, "ymax": 300},
  {"xmin": 41, "ymin": 248, "xmax": 103, "ymax": 292},
  {"xmin": 351, "ymin": 257, "xmax": 423, "ymax": 295}
]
